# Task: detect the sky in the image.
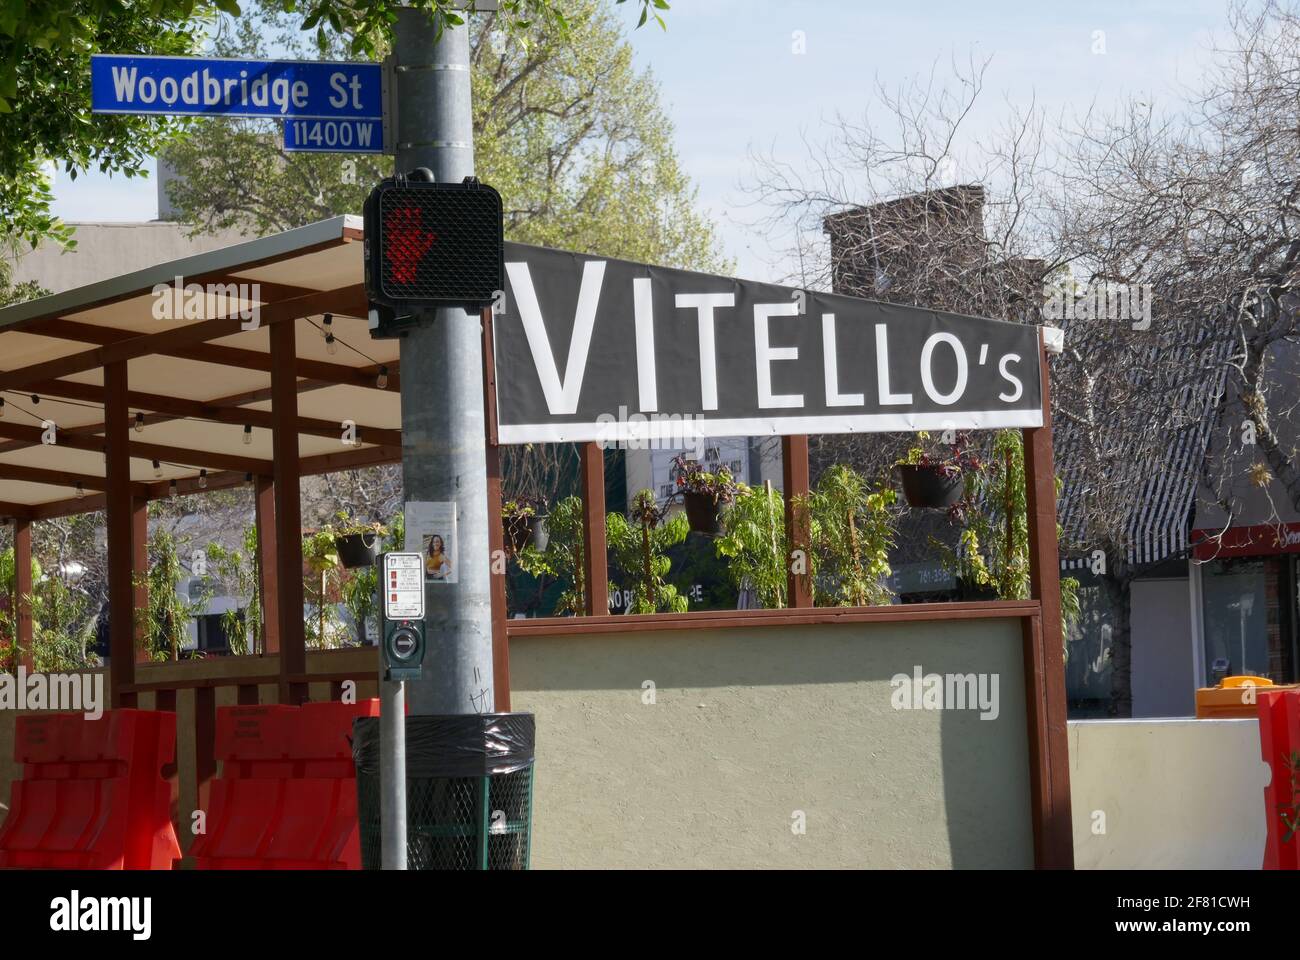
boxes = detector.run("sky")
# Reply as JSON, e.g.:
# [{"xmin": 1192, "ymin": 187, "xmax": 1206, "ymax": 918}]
[{"xmin": 51, "ymin": 0, "xmax": 1233, "ymax": 283}]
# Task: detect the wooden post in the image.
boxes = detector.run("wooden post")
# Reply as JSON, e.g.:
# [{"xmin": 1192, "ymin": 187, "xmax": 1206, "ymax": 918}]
[
  {"xmin": 132, "ymin": 497, "xmax": 150, "ymax": 663},
  {"xmin": 270, "ymin": 321, "xmax": 307, "ymax": 705},
  {"xmin": 782, "ymin": 435, "xmax": 812, "ymax": 608},
  {"xmin": 580, "ymin": 442, "xmax": 608, "ymax": 617},
  {"xmin": 480, "ymin": 309, "xmax": 511, "ymax": 710},
  {"xmin": 1021, "ymin": 334, "xmax": 1073, "ymax": 869},
  {"xmin": 254, "ymin": 475, "xmax": 280, "ymax": 658},
  {"xmin": 13, "ymin": 517, "xmax": 33, "ymax": 670},
  {"xmin": 105, "ymin": 361, "xmax": 137, "ymax": 708},
  {"xmin": 194, "ymin": 685, "xmax": 217, "ymax": 819}
]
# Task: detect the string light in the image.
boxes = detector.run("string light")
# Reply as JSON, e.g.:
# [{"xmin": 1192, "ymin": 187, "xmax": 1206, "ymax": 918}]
[
  {"xmin": 0, "ymin": 397, "xmax": 5, "ymax": 418},
  {"xmin": 325, "ymin": 332, "xmax": 337, "ymax": 355},
  {"xmin": 134, "ymin": 412, "xmax": 145, "ymax": 433},
  {"xmin": 152, "ymin": 459, "xmax": 162, "ymax": 479},
  {"xmin": 198, "ymin": 469, "xmax": 208, "ymax": 489},
  {"xmin": 243, "ymin": 424, "xmax": 253, "ymax": 445},
  {"xmin": 245, "ymin": 472, "xmax": 253, "ymax": 484},
  {"xmin": 30, "ymin": 394, "xmax": 39, "ymax": 405},
  {"xmin": 169, "ymin": 480, "xmax": 178, "ymax": 498},
  {"xmin": 376, "ymin": 365, "xmax": 389, "ymax": 390},
  {"xmin": 75, "ymin": 482, "xmax": 85, "ymax": 499}
]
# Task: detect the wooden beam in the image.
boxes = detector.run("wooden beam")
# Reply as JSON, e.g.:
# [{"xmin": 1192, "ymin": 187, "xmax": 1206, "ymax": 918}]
[
  {"xmin": 0, "ymin": 286, "xmax": 356, "ymax": 392},
  {"xmin": 481, "ymin": 308, "xmax": 510, "ymax": 710},
  {"xmin": 782, "ymin": 435, "xmax": 812, "ymax": 608},
  {"xmin": 38, "ymin": 315, "xmax": 388, "ymax": 390},
  {"xmin": 23, "ymin": 376, "xmax": 402, "ymax": 447},
  {"xmin": 271, "ymin": 320, "xmax": 307, "ymax": 705},
  {"xmin": 0, "ymin": 461, "xmax": 146, "ymax": 494},
  {"xmin": 580, "ymin": 442, "xmax": 609, "ymax": 617},
  {"xmin": 255, "ymin": 475, "xmax": 281, "ymax": 660},
  {"xmin": 0, "ymin": 502, "xmax": 33, "ymax": 519},
  {"xmin": 1021, "ymin": 334, "xmax": 1073, "ymax": 870},
  {"xmin": 105, "ymin": 361, "xmax": 137, "ymax": 708},
  {"xmin": 0, "ymin": 420, "xmax": 271, "ymax": 474},
  {"xmin": 13, "ymin": 517, "xmax": 33, "ymax": 671}
]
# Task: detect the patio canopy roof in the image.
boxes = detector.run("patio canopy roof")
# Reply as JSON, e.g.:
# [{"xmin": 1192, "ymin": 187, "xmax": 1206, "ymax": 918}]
[{"xmin": 0, "ymin": 216, "xmax": 395, "ymax": 520}]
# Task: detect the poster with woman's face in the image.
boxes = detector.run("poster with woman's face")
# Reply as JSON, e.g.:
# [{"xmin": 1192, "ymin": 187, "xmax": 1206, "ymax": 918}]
[{"xmin": 405, "ymin": 501, "xmax": 458, "ymax": 584}]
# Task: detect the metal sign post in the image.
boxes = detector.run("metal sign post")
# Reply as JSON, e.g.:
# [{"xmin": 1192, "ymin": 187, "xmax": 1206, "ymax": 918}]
[{"xmin": 377, "ymin": 551, "xmax": 426, "ymax": 870}]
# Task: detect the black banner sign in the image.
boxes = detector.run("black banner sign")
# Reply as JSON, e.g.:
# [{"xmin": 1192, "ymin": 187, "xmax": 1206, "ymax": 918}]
[{"xmin": 492, "ymin": 244, "xmax": 1043, "ymax": 445}]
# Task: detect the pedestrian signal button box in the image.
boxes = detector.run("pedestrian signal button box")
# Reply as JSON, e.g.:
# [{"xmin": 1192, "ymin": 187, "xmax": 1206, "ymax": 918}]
[{"xmin": 381, "ymin": 552, "xmax": 426, "ymax": 682}]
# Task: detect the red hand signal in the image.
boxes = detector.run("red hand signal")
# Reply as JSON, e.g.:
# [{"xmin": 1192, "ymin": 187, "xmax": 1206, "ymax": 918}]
[{"xmin": 384, "ymin": 204, "xmax": 437, "ymax": 284}]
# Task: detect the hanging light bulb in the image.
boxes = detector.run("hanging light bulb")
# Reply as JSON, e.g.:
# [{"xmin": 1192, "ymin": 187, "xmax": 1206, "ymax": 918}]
[
  {"xmin": 244, "ymin": 472, "xmax": 253, "ymax": 484},
  {"xmin": 325, "ymin": 332, "xmax": 337, "ymax": 355},
  {"xmin": 243, "ymin": 424, "xmax": 253, "ymax": 445},
  {"xmin": 75, "ymin": 482, "xmax": 85, "ymax": 499},
  {"xmin": 169, "ymin": 480, "xmax": 178, "ymax": 498},
  {"xmin": 152, "ymin": 459, "xmax": 162, "ymax": 479},
  {"xmin": 322, "ymin": 313, "xmax": 333, "ymax": 334},
  {"xmin": 198, "ymin": 469, "xmax": 208, "ymax": 489},
  {"xmin": 134, "ymin": 412, "xmax": 145, "ymax": 433},
  {"xmin": 376, "ymin": 365, "xmax": 389, "ymax": 390},
  {"xmin": 30, "ymin": 394, "xmax": 39, "ymax": 405},
  {"xmin": 0, "ymin": 397, "xmax": 5, "ymax": 418}
]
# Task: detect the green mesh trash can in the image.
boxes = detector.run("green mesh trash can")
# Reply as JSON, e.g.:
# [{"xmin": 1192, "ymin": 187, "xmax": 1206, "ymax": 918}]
[{"xmin": 352, "ymin": 713, "xmax": 535, "ymax": 870}]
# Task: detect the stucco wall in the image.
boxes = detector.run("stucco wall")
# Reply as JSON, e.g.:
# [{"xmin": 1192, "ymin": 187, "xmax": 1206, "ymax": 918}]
[
  {"xmin": 509, "ymin": 617, "xmax": 1034, "ymax": 869},
  {"xmin": 1068, "ymin": 718, "xmax": 1269, "ymax": 869}
]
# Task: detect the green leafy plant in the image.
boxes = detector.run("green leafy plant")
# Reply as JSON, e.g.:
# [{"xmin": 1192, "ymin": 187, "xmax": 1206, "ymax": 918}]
[
  {"xmin": 140, "ymin": 529, "xmax": 211, "ymax": 661},
  {"xmin": 605, "ymin": 489, "xmax": 688, "ymax": 613},
  {"xmin": 205, "ymin": 524, "xmax": 260, "ymax": 656},
  {"xmin": 302, "ymin": 529, "xmax": 346, "ymax": 649},
  {"xmin": 1279, "ymin": 750, "xmax": 1300, "ymax": 845},
  {"xmin": 937, "ymin": 430, "xmax": 1080, "ymax": 635},
  {"xmin": 800, "ymin": 465, "xmax": 897, "ymax": 607},
  {"xmin": 513, "ymin": 495, "xmax": 603, "ymax": 616},
  {"xmin": 715, "ymin": 482, "xmax": 790, "ymax": 609},
  {"xmin": 501, "ymin": 495, "xmax": 545, "ymax": 519},
  {"xmin": 29, "ymin": 577, "xmax": 98, "ymax": 672},
  {"xmin": 327, "ymin": 512, "xmax": 388, "ymax": 539},
  {"xmin": 671, "ymin": 454, "xmax": 739, "ymax": 503}
]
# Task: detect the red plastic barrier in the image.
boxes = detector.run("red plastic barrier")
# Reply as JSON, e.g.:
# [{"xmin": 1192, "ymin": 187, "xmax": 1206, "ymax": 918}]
[
  {"xmin": 0, "ymin": 710, "xmax": 180, "ymax": 870},
  {"xmin": 1258, "ymin": 688, "xmax": 1300, "ymax": 870},
  {"xmin": 187, "ymin": 700, "xmax": 379, "ymax": 869}
]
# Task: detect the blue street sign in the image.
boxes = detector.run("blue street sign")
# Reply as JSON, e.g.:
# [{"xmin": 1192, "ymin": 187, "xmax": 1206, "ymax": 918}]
[
  {"xmin": 283, "ymin": 118, "xmax": 384, "ymax": 154},
  {"xmin": 90, "ymin": 54, "xmax": 382, "ymax": 120}
]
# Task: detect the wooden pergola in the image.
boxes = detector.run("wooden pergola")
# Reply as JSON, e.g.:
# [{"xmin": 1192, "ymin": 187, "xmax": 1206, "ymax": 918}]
[
  {"xmin": 0, "ymin": 216, "xmax": 400, "ymax": 706},
  {"xmin": 0, "ymin": 218, "xmax": 1072, "ymax": 867}
]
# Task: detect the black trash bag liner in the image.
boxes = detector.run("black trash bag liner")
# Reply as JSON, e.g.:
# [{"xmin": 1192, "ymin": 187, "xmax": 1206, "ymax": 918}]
[{"xmin": 352, "ymin": 712, "xmax": 535, "ymax": 778}]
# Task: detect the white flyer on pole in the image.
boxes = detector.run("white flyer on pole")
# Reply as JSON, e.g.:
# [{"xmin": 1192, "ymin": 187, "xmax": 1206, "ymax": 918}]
[{"xmin": 405, "ymin": 500, "xmax": 459, "ymax": 584}]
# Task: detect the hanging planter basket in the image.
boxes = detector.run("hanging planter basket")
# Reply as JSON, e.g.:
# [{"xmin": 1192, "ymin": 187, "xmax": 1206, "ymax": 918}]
[
  {"xmin": 896, "ymin": 464, "xmax": 964, "ymax": 510},
  {"xmin": 334, "ymin": 531, "xmax": 381, "ymax": 569},
  {"xmin": 682, "ymin": 490, "xmax": 723, "ymax": 535},
  {"xmin": 504, "ymin": 514, "xmax": 545, "ymax": 554}
]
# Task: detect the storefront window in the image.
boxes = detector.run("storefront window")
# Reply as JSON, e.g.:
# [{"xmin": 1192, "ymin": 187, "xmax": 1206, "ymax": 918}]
[{"xmin": 1200, "ymin": 557, "xmax": 1300, "ymax": 683}]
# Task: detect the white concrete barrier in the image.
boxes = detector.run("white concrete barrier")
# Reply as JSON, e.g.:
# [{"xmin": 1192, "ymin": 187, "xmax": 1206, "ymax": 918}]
[{"xmin": 1069, "ymin": 718, "xmax": 1270, "ymax": 869}]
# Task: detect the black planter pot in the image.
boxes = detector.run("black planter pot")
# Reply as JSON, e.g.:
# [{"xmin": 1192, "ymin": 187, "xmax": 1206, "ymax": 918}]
[
  {"xmin": 682, "ymin": 490, "xmax": 723, "ymax": 535},
  {"xmin": 334, "ymin": 532, "xmax": 380, "ymax": 569},
  {"xmin": 896, "ymin": 464, "xmax": 964, "ymax": 509},
  {"xmin": 504, "ymin": 514, "xmax": 544, "ymax": 553}
]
